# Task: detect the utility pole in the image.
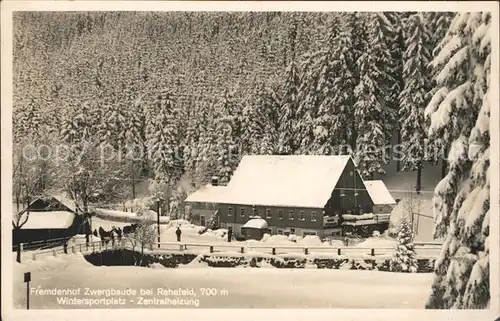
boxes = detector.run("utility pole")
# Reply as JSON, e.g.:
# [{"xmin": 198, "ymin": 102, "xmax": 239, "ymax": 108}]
[
  {"xmin": 354, "ymin": 166, "xmax": 358, "ymax": 211},
  {"xmin": 157, "ymin": 199, "xmax": 161, "ymax": 248}
]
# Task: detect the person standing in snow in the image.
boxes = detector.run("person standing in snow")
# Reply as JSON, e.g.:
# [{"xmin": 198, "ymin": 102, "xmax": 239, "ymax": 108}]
[
  {"xmin": 176, "ymin": 227, "xmax": 182, "ymax": 242},
  {"xmin": 227, "ymin": 227, "xmax": 233, "ymax": 243}
]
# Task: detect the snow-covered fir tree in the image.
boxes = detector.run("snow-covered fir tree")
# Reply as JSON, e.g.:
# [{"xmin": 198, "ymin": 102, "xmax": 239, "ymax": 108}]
[
  {"xmin": 277, "ymin": 21, "xmax": 300, "ymax": 155},
  {"xmin": 13, "ymin": 97, "xmax": 45, "ymax": 142},
  {"xmin": 277, "ymin": 59, "xmax": 300, "ymax": 155},
  {"xmin": 425, "ymin": 12, "xmax": 491, "ymax": 309},
  {"xmin": 183, "ymin": 100, "xmax": 202, "ymax": 179},
  {"xmin": 146, "ymin": 91, "xmax": 182, "ymax": 187},
  {"xmin": 60, "ymin": 101, "xmax": 96, "ymax": 145},
  {"xmin": 124, "ymin": 91, "xmax": 145, "ymax": 152},
  {"xmin": 97, "ymin": 99, "xmax": 127, "ymax": 150},
  {"xmin": 294, "ymin": 51, "xmax": 328, "ymax": 154},
  {"xmin": 381, "ymin": 12, "xmax": 406, "ymax": 168},
  {"xmin": 260, "ymin": 84, "xmax": 280, "ymax": 154},
  {"xmin": 354, "ymin": 13, "xmax": 395, "ymax": 179},
  {"xmin": 194, "ymin": 102, "xmax": 218, "ymax": 186},
  {"xmin": 240, "ymin": 91, "xmax": 262, "ymax": 155},
  {"xmin": 214, "ymin": 96, "xmax": 239, "ymax": 185},
  {"xmin": 378, "ymin": 12, "xmax": 403, "ymax": 116},
  {"xmin": 295, "ymin": 15, "xmax": 349, "ymax": 155},
  {"xmin": 122, "ymin": 89, "xmax": 145, "ymax": 198},
  {"xmin": 399, "ymin": 13, "xmax": 432, "ymax": 192},
  {"xmin": 391, "ymin": 213, "xmax": 418, "ymax": 273}
]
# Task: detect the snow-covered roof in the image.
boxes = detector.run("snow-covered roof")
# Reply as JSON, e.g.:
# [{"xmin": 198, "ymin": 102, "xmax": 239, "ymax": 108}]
[
  {"xmin": 184, "ymin": 185, "xmax": 228, "ymax": 203},
  {"xmin": 242, "ymin": 218, "xmax": 268, "ymax": 229},
  {"xmin": 18, "ymin": 211, "xmax": 76, "ymax": 229},
  {"xmin": 364, "ymin": 180, "xmax": 396, "ymax": 205},
  {"xmin": 52, "ymin": 195, "xmax": 81, "ymax": 213},
  {"xmin": 220, "ymin": 155, "xmax": 352, "ymax": 208}
]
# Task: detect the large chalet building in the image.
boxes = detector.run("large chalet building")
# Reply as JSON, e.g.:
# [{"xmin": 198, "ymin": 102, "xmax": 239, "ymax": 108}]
[{"xmin": 185, "ymin": 155, "xmax": 396, "ymax": 239}]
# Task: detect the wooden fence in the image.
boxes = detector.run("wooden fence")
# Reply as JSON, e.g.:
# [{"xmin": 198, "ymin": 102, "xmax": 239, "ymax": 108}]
[{"xmin": 20, "ymin": 238, "xmax": 443, "ymax": 262}]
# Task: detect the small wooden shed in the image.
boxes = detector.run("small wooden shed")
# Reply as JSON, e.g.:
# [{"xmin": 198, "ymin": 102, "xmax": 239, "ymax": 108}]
[
  {"xmin": 241, "ymin": 216, "xmax": 268, "ymax": 241},
  {"xmin": 12, "ymin": 195, "xmax": 85, "ymax": 246}
]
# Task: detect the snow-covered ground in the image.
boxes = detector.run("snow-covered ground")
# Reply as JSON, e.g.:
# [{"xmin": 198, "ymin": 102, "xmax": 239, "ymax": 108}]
[
  {"xmin": 16, "ymin": 218, "xmax": 440, "ymax": 260},
  {"xmin": 154, "ymin": 220, "xmax": 440, "ymax": 257},
  {"xmin": 13, "ymin": 253, "xmax": 434, "ymax": 309}
]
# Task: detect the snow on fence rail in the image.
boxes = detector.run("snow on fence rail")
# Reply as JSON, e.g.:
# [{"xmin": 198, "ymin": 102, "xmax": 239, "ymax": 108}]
[
  {"xmin": 155, "ymin": 242, "xmax": 442, "ymax": 257},
  {"xmin": 21, "ymin": 237, "xmax": 443, "ymax": 262},
  {"xmin": 30, "ymin": 240, "xmax": 120, "ymax": 261}
]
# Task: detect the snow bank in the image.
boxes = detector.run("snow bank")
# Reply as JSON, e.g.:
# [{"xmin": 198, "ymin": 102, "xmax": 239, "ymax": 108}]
[
  {"xmin": 355, "ymin": 236, "xmax": 397, "ymax": 249},
  {"xmin": 179, "ymin": 254, "xmax": 211, "ymax": 268},
  {"xmin": 166, "ymin": 219, "xmax": 199, "ymax": 229},
  {"xmin": 149, "ymin": 262, "xmax": 166, "ymax": 269},
  {"xmin": 342, "ymin": 213, "xmax": 375, "ymax": 221},
  {"xmin": 17, "ymin": 252, "xmax": 92, "ymax": 272},
  {"xmin": 70, "ymin": 234, "xmax": 101, "ymax": 244},
  {"xmin": 94, "ymin": 208, "xmax": 170, "ymax": 224}
]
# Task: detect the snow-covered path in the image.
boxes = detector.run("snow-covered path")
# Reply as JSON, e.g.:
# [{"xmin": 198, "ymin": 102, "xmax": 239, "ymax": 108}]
[{"xmin": 13, "ymin": 254, "xmax": 434, "ymax": 309}]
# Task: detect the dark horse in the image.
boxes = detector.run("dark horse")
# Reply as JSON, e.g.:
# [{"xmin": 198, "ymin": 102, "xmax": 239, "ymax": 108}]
[
  {"xmin": 122, "ymin": 223, "xmax": 138, "ymax": 235},
  {"xmin": 98, "ymin": 227, "xmax": 116, "ymax": 246}
]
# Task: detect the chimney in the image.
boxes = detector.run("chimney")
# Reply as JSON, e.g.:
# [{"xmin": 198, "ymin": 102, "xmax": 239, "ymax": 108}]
[{"xmin": 211, "ymin": 176, "xmax": 219, "ymax": 186}]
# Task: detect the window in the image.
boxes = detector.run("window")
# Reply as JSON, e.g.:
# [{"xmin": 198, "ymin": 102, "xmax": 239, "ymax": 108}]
[
  {"xmin": 240, "ymin": 208, "xmax": 245, "ymax": 218},
  {"xmin": 277, "ymin": 229, "xmax": 283, "ymax": 235},
  {"xmin": 278, "ymin": 210, "xmax": 283, "ymax": 220},
  {"xmin": 266, "ymin": 209, "xmax": 272, "ymax": 220},
  {"xmin": 349, "ymin": 171, "xmax": 353, "ymax": 177},
  {"xmin": 267, "ymin": 228, "xmax": 273, "ymax": 235},
  {"xmin": 359, "ymin": 207, "xmax": 364, "ymax": 214},
  {"xmin": 311, "ymin": 211, "xmax": 317, "ymax": 222},
  {"xmin": 228, "ymin": 207, "xmax": 233, "ymax": 216},
  {"xmin": 289, "ymin": 210, "xmax": 294, "ymax": 221},
  {"xmin": 253, "ymin": 207, "xmax": 258, "ymax": 216},
  {"xmin": 290, "ymin": 228, "xmax": 295, "ymax": 234},
  {"xmin": 299, "ymin": 211, "xmax": 305, "ymax": 221}
]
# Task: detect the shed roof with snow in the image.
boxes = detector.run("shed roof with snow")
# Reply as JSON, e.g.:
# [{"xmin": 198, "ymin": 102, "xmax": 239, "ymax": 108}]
[
  {"xmin": 220, "ymin": 155, "xmax": 352, "ymax": 208},
  {"xmin": 20, "ymin": 195, "xmax": 81, "ymax": 214},
  {"xmin": 18, "ymin": 211, "xmax": 76, "ymax": 230},
  {"xmin": 242, "ymin": 218, "xmax": 269, "ymax": 229},
  {"xmin": 364, "ymin": 180, "xmax": 396, "ymax": 205},
  {"xmin": 184, "ymin": 184, "xmax": 228, "ymax": 203}
]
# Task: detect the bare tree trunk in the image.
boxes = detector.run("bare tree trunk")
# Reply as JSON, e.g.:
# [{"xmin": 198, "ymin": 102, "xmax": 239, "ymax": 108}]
[
  {"xmin": 441, "ymin": 146, "xmax": 448, "ymax": 178},
  {"xmin": 396, "ymin": 129, "xmax": 401, "ymax": 172},
  {"xmin": 416, "ymin": 163, "xmax": 422, "ymax": 195}
]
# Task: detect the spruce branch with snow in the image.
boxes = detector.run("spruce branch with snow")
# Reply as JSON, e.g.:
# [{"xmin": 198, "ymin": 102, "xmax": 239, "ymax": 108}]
[{"xmin": 425, "ymin": 12, "xmax": 491, "ymax": 309}]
